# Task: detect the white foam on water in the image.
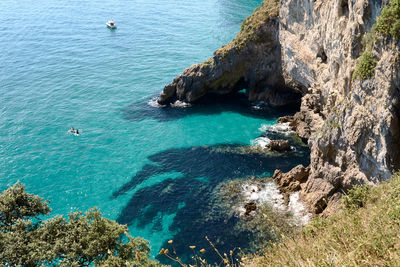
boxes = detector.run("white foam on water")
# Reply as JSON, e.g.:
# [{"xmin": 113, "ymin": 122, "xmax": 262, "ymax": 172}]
[
  {"xmin": 170, "ymin": 100, "xmax": 191, "ymax": 108},
  {"xmin": 242, "ymin": 184, "xmax": 261, "ymax": 201},
  {"xmin": 148, "ymin": 98, "xmax": 166, "ymax": 108},
  {"xmin": 251, "ymin": 102, "xmax": 268, "ymax": 110},
  {"xmin": 258, "ymin": 124, "xmax": 270, "ymax": 132},
  {"xmin": 268, "ymin": 122, "xmax": 295, "ymax": 136},
  {"xmin": 250, "ymin": 136, "xmax": 271, "ymax": 148},
  {"xmin": 251, "ymin": 105, "xmax": 262, "ymax": 110},
  {"xmin": 288, "ymin": 192, "xmax": 311, "ymax": 225},
  {"xmin": 238, "ymin": 181, "xmax": 310, "ymax": 225}
]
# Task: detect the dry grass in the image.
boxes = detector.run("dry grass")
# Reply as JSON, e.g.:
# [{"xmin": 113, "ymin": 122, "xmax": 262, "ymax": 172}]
[{"xmin": 245, "ymin": 173, "xmax": 400, "ymax": 266}]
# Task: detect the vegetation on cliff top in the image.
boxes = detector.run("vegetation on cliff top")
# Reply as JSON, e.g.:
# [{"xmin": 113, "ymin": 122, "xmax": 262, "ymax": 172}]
[
  {"xmin": 0, "ymin": 182, "xmax": 164, "ymax": 266},
  {"xmin": 246, "ymin": 173, "xmax": 400, "ymax": 266},
  {"xmin": 215, "ymin": 0, "xmax": 279, "ymax": 56}
]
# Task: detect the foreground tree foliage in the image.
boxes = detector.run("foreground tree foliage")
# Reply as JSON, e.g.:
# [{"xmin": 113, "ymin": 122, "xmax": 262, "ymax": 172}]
[{"xmin": 0, "ymin": 182, "xmax": 164, "ymax": 266}]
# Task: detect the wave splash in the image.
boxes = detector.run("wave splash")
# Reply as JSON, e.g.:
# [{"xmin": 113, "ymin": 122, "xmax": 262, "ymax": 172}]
[
  {"xmin": 147, "ymin": 98, "xmax": 192, "ymax": 108},
  {"xmin": 238, "ymin": 181, "xmax": 310, "ymax": 225}
]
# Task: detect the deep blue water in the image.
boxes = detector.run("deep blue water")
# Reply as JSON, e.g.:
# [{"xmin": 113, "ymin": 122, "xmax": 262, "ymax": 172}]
[{"xmin": 0, "ymin": 0, "xmax": 309, "ymax": 264}]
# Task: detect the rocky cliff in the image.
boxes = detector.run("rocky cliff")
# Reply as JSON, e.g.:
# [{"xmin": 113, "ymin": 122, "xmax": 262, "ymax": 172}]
[
  {"xmin": 157, "ymin": 0, "xmax": 302, "ymax": 107},
  {"xmin": 280, "ymin": 0, "xmax": 400, "ymax": 214},
  {"xmin": 158, "ymin": 0, "xmax": 400, "ymax": 215}
]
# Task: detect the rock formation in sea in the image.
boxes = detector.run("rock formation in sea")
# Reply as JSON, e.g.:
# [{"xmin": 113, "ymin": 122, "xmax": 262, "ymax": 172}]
[
  {"xmin": 157, "ymin": 0, "xmax": 301, "ymax": 107},
  {"xmin": 158, "ymin": 0, "xmax": 400, "ymax": 215},
  {"xmin": 267, "ymin": 139, "xmax": 292, "ymax": 152}
]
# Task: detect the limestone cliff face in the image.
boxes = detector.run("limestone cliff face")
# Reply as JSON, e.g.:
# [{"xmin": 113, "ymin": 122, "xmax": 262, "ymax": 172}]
[
  {"xmin": 158, "ymin": 0, "xmax": 301, "ymax": 107},
  {"xmin": 279, "ymin": 0, "xmax": 400, "ymax": 214},
  {"xmin": 158, "ymin": 0, "xmax": 400, "ymax": 215}
]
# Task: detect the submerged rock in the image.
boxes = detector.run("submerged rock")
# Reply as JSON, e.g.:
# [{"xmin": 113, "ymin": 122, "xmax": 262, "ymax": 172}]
[
  {"xmin": 244, "ymin": 201, "xmax": 257, "ymax": 216},
  {"xmin": 267, "ymin": 139, "xmax": 291, "ymax": 152},
  {"xmin": 208, "ymin": 177, "xmax": 310, "ymax": 251}
]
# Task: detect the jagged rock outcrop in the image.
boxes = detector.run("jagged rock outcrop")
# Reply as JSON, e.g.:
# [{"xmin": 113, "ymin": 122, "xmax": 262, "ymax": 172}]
[
  {"xmin": 279, "ymin": 0, "xmax": 400, "ymax": 214},
  {"xmin": 158, "ymin": 0, "xmax": 302, "ymax": 106},
  {"xmin": 277, "ymin": 114, "xmax": 312, "ymax": 140},
  {"xmin": 272, "ymin": 165, "xmax": 310, "ymax": 204},
  {"xmin": 267, "ymin": 139, "xmax": 291, "ymax": 152},
  {"xmin": 244, "ymin": 202, "xmax": 257, "ymax": 216}
]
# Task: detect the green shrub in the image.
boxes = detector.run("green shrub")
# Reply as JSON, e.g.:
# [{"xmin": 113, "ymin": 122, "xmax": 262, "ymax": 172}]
[
  {"xmin": 391, "ymin": 19, "xmax": 400, "ymax": 39},
  {"xmin": 342, "ymin": 184, "xmax": 370, "ymax": 210},
  {"xmin": 353, "ymin": 51, "xmax": 377, "ymax": 80},
  {"xmin": 376, "ymin": 0, "xmax": 400, "ymax": 40}
]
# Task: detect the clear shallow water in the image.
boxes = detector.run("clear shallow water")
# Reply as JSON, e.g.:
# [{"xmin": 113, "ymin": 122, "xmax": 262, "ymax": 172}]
[{"xmin": 0, "ymin": 0, "xmax": 308, "ymax": 263}]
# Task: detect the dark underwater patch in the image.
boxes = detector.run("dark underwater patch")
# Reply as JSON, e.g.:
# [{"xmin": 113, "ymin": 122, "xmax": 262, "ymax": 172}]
[
  {"xmin": 112, "ymin": 134, "xmax": 309, "ymax": 265},
  {"xmin": 120, "ymin": 92, "xmax": 300, "ymax": 122}
]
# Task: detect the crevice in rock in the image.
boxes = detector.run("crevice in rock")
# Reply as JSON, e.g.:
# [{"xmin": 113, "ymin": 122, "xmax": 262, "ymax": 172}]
[
  {"xmin": 334, "ymin": 62, "xmax": 340, "ymax": 77},
  {"xmin": 317, "ymin": 47, "xmax": 327, "ymax": 63},
  {"xmin": 338, "ymin": 0, "xmax": 349, "ymax": 17},
  {"xmin": 388, "ymin": 90, "xmax": 400, "ymax": 173}
]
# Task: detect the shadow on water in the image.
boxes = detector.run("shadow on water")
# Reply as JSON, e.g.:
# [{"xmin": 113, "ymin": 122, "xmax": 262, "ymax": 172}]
[
  {"xmin": 113, "ymin": 132, "xmax": 310, "ymax": 265},
  {"xmin": 120, "ymin": 92, "xmax": 300, "ymax": 122}
]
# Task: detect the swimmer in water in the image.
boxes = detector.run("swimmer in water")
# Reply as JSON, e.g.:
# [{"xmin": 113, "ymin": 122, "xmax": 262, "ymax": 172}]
[
  {"xmin": 75, "ymin": 129, "xmax": 79, "ymax": 135},
  {"xmin": 69, "ymin": 127, "xmax": 75, "ymax": 133}
]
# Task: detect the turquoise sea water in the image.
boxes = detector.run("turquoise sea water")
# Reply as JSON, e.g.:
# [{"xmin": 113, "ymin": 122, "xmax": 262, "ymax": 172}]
[{"xmin": 0, "ymin": 0, "xmax": 309, "ymax": 263}]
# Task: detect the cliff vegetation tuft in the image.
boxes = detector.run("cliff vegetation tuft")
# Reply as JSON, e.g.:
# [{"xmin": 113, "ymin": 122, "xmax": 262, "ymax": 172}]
[
  {"xmin": 353, "ymin": 50, "xmax": 377, "ymax": 80},
  {"xmin": 376, "ymin": 0, "xmax": 400, "ymax": 40}
]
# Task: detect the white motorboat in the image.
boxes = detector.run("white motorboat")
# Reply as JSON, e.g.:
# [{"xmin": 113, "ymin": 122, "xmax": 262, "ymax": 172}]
[{"xmin": 106, "ymin": 20, "xmax": 117, "ymax": 29}]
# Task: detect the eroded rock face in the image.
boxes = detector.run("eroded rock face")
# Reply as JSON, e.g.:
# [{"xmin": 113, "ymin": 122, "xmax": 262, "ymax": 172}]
[
  {"xmin": 279, "ymin": 0, "xmax": 400, "ymax": 214},
  {"xmin": 158, "ymin": 0, "xmax": 302, "ymax": 106},
  {"xmin": 272, "ymin": 165, "xmax": 310, "ymax": 204}
]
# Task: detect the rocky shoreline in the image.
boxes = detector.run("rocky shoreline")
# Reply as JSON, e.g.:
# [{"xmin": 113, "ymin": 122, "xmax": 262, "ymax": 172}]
[{"xmin": 158, "ymin": 0, "xmax": 400, "ymax": 216}]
